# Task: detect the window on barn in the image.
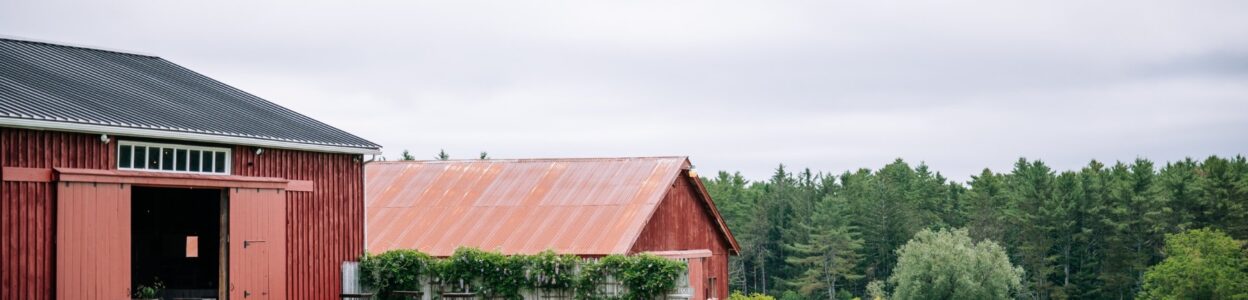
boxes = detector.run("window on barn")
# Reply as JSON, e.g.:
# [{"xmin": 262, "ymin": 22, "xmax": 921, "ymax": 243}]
[{"xmin": 117, "ymin": 141, "xmax": 231, "ymax": 175}]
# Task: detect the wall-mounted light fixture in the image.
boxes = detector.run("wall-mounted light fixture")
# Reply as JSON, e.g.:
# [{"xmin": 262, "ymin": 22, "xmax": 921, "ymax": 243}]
[
  {"xmin": 99, "ymin": 134, "xmax": 110, "ymax": 143},
  {"xmin": 255, "ymin": 148, "xmax": 264, "ymax": 155}
]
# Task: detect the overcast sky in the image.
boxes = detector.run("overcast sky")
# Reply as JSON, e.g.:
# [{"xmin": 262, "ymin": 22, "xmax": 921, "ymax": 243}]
[{"xmin": 3, "ymin": 1, "xmax": 1246, "ymax": 182}]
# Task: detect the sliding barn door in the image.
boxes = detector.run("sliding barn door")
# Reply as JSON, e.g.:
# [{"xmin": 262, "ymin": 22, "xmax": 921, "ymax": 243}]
[
  {"xmin": 229, "ymin": 188, "xmax": 286, "ymax": 300},
  {"xmin": 56, "ymin": 182, "xmax": 131, "ymax": 300}
]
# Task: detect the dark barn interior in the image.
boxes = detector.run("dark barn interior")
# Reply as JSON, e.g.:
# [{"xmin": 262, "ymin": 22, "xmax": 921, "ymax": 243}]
[{"xmin": 132, "ymin": 187, "xmax": 222, "ymax": 299}]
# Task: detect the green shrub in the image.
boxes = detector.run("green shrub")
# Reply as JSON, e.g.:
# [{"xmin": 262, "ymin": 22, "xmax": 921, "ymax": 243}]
[
  {"xmin": 133, "ymin": 278, "xmax": 164, "ymax": 299},
  {"xmin": 474, "ymin": 249, "xmax": 527, "ymax": 299},
  {"xmin": 440, "ymin": 248, "xmax": 487, "ymax": 292},
  {"xmin": 729, "ymin": 291, "xmax": 776, "ymax": 300},
  {"xmin": 575, "ymin": 255, "xmax": 630, "ymax": 300},
  {"xmin": 531, "ymin": 250, "xmax": 579, "ymax": 290},
  {"xmin": 779, "ymin": 290, "xmax": 802, "ymax": 300},
  {"xmin": 575, "ymin": 254, "xmax": 686, "ymax": 300},
  {"xmin": 620, "ymin": 254, "xmax": 685, "ymax": 300},
  {"xmin": 362, "ymin": 248, "xmax": 685, "ymax": 300},
  {"xmin": 359, "ymin": 249, "xmax": 431, "ymax": 299}
]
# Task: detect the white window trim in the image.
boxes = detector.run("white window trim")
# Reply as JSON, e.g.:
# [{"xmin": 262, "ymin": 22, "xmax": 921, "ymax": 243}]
[{"xmin": 117, "ymin": 140, "xmax": 232, "ymax": 175}]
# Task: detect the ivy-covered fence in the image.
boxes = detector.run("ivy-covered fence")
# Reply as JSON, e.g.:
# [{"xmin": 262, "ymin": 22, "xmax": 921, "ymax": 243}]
[{"xmin": 357, "ymin": 248, "xmax": 689, "ymax": 300}]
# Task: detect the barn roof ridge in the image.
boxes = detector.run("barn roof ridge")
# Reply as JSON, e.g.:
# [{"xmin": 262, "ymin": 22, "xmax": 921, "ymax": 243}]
[{"xmin": 0, "ymin": 35, "xmax": 160, "ymax": 58}]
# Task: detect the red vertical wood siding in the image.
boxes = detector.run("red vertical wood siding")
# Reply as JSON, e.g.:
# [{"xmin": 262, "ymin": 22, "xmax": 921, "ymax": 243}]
[
  {"xmin": 55, "ymin": 182, "xmax": 131, "ymax": 299},
  {"xmin": 630, "ymin": 176, "xmax": 732, "ymax": 299},
  {"xmin": 229, "ymin": 188, "xmax": 288, "ymax": 300},
  {"xmin": 687, "ymin": 257, "xmax": 707, "ymax": 300},
  {"xmin": 233, "ymin": 146, "xmax": 364, "ymax": 300},
  {"xmin": 2, "ymin": 128, "xmax": 114, "ymax": 299},
  {"xmin": 2, "ymin": 127, "xmax": 366, "ymax": 300}
]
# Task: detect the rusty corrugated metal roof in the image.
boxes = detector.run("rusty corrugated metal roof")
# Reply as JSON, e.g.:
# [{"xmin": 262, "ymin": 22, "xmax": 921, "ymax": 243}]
[{"xmin": 364, "ymin": 157, "xmax": 691, "ymax": 256}]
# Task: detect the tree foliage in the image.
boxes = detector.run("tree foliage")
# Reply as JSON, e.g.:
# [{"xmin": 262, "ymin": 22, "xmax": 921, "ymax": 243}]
[
  {"xmin": 783, "ymin": 194, "xmax": 862, "ymax": 298},
  {"xmin": 359, "ymin": 249, "xmax": 431, "ymax": 299},
  {"xmin": 705, "ymin": 155, "xmax": 1248, "ymax": 299},
  {"xmin": 1137, "ymin": 228, "xmax": 1248, "ymax": 300},
  {"xmin": 888, "ymin": 228, "xmax": 1024, "ymax": 300}
]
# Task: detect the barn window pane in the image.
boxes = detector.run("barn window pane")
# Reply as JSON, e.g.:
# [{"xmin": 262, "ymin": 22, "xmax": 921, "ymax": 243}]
[
  {"xmin": 189, "ymin": 150, "xmax": 201, "ymax": 172},
  {"xmin": 175, "ymin": 149, "xmax": 187, "ymax": 171},
  {"xmin": 204, "ymin": 152, "xmax": 213, "ymax": 172},
  {"xmin": 133, "ymin": 146, "xmax": 147, "ymax": 169},
  {"xmin": 214, "ymin": 152, "xmax": 226, "ymax": 173},
  {"xmin": 161, "ymin": 148, "xmax": 174, "ymax": 170},
  {"xmin": 147, "ymin": 147, "xmax": 160, "ymax": 169},
  {"xmin": 204, "ymin": 151, "xmax": 214, "ymax": 172},
  {"xmin": 119, "ymin": 145, "xmax": 132, "ymax": 168}
]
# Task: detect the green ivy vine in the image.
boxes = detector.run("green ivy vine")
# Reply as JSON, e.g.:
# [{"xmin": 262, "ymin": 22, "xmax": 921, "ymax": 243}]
[
  {"xmin": 359, "ymin": 247, "xmax": 685, "ymax": 300},
  {"xmin": 530, "ymin": 251, "xmax": 579, "ymax": 291},
  {"xmin": 358, "ymin": 249, "xmax": 431, "ymax": 300}
]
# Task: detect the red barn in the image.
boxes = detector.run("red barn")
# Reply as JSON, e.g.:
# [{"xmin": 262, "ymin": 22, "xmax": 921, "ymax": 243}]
[
  {"xmin": 364, "ymin": 157, "xmax": 739, "ymax": 299},
  {"xmin": 0, "ymin": 37, "xmax": 380, "ymax": 299}
]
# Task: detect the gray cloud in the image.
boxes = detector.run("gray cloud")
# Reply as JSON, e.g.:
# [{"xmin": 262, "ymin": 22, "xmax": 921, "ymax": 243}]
[{"xmin": 3, "ymin": 0, "xmax": 1246, "ymax": 181}]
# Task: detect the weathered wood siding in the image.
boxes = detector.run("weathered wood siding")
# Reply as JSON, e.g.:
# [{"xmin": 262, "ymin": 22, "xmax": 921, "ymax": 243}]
[{"xmin": 630, "ymin": 175, "xmax": 732, "ymax": 299}]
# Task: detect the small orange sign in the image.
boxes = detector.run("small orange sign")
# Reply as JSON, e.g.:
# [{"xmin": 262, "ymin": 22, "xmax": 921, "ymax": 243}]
[{"xmin": 186, "ymin": 236, "xmax": 199, "ymax": 258}]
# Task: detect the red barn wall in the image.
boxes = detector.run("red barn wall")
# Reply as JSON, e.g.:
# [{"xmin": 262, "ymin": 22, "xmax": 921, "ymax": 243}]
[
  {"xmin": 1, "ymin": 127, "xmax": 365, "ymax": 300},
  {"xmin": 2, "ymin": 128, "xmax": 113, "ymax": 300},
  {"xmin": 231, "ymin": 146, "xmax": 364, "ymax": 300},
  {"xmin": 630, "ymin": 175, "xmax": 732, "ymax": 299}
]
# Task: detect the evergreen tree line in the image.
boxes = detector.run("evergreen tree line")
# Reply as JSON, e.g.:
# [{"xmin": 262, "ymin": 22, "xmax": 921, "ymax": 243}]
[{"xmin": 704, "ymin": 155, "xmax": 1248, "ymax": 299}]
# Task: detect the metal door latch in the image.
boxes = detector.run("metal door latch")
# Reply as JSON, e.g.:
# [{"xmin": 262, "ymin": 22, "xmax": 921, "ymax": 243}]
[{"xmin": 244, "ymin": 240, "xmax": 266, "ymax": 248}]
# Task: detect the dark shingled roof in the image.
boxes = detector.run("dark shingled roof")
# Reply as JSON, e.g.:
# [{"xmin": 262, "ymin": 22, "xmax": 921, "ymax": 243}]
[{"xmin": 0, "ymin": 37, "xmax": 380, "ymax": 152}]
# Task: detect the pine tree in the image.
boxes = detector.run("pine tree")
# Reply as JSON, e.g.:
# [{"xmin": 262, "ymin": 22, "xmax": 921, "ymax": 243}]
[
  {"xmin": 1051, "ymin": 171, "xmax": 1085, "ymax": 298},
  {"xmin": 851, "ymin": 160, "xmax": 919, "ymax": 284},
  {"xmin": 963, "ymin": 169, "xmax": 1008, "ymax": 243},
  {"xmin": 1158, "ymin": 159, "xmax": 1199, "ymax": 232},
  {"xmin": 1072, "ymin": 160, "xmax": 1112, "ymax": 298},
  {"xmin": 1003, "ymin": 158, "xmax": 1059, "ymax": 299},
  {"xmin": 784, "ymin": 194, "xmax": 863, "ymax": 299},
  {"xmin": 705, "ymin": 171, "xmax": 758, "ymax": 293},
  {"xmin": 1101, "ymin": 160, "xmax": 1170, "ymax": 298},
  {"xmin": 909, "ymin": 163, "xmax": 953, "ymax": 228},
  {"xmin": 1195, "ymin": 156, "xmax": 1248, "ymax": 238}
]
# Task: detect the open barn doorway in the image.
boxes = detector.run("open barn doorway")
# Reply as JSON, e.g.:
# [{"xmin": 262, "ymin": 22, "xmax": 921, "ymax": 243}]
[{"xmin": 132, "ymin": 187, "xmax": 225, "ymax": 299}]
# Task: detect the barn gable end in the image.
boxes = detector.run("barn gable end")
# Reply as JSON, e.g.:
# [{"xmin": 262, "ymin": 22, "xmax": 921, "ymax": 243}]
[{"xmin": 630, "ymin": 172, "xmax": 737, "ymax": 299}]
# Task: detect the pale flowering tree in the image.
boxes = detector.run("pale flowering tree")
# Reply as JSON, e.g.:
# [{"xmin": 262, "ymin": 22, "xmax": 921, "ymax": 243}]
[{"xmin": 888, "ymin": 228, "xmax": 1024, "ymax": 300}]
